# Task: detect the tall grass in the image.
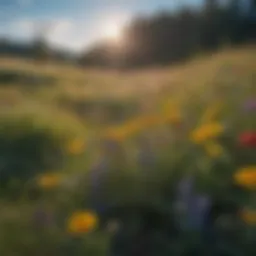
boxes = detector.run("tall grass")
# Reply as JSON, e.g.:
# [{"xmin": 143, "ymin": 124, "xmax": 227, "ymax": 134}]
[{"xmin": 0, "ymin": 46, "xmax": 255, "ymax": 255}]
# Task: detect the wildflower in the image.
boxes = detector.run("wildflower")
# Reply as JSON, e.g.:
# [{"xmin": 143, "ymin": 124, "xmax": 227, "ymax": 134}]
[
  {"xmin": 37, "ymin": 173, "xmax": 62, "ymax": 189},
  {"xmin": 234, "ymin": 166, "xmax": 256, "ymax": 189},
  {"xmin": 105, "ymin": 116, "xmax": 148, "ymax": 141},
  {"xmin": 240, "ymin": 209, "xmax": 256, "ymax": 225},
  {"xmin": 187, "ymin": 194, "xmax": 211, "ymax": 230},
  {"xmin": 190, "ymin": 122, "xmax": 224, "ymax": 144},
  {"xmin": 174, "ymin": 175, "xmax": 211, "ymax": 230},
  {"xmin": 239, "ymin": 132, "xmax": 256, "ymax": 148},
  {"xmin": 88, "ymin": 143, "xmax": 116, "ymax": 214},
  {"xmin": 67, "ymin": 138, "xmax": 85, "ymax": 155},
  {"xmin": 67, "ymin": 210, "xmax": 98, "ymax": 234},
  {"xmin": 204, "ymin": 141, "xmax": 224, "ymax": 158},
  {"xmin": 174, "ymin": 175, "xmax": 195, "ymax": 226}
]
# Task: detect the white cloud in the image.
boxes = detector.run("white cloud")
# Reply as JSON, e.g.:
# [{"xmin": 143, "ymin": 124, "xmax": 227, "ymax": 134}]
[
  {"xmin": 46, "ymin": 19, "xmax": 82, "ymax": 50},
  {"xmin": 48, "ymin": 20, "xmax": 73, "ymax": 39},
  {"xmin": 0, "ymin": 9, "xmax": 132, "ymax": 52},
  {"xmin": 14, "ymin": 20, "xmax": 34, "ymax": 33},
  {"xmin": 2, "ymin": 19, "xmax": 35, "ymax": 41}
]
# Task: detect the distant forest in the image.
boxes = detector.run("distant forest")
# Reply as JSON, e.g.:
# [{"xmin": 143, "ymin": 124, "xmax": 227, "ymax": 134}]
[
  {"xmin": 80, "ymin": 0, "xmax": 256, "ymax": 68},
  {"xmin": 0, "ymin": 0, "xmax": 255, "ymax": 68}
]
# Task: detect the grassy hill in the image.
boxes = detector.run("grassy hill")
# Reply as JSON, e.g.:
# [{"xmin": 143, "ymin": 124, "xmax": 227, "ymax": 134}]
[{"xmin": 0, "ymin": 46, "xmax": 255, "ymax": 255}]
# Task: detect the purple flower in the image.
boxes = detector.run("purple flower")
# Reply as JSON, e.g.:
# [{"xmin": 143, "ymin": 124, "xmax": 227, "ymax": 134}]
[
  {"xmin": 89, "ymin": 139, "xmax": 124, "ymax": 213},
  {"xmin": 243, "ymin": 99, "xmax": 256, "ymax": 112},
  {"xmin": 89, "ymin": 157, "xmax": 110, "ymax": 213},
  {"xmin": 174, "ymin": 175, "xmax": 195, "ymax": 229},
  {"xmin": 174, "ymin": 175, "xmax": 212, "ymax": 231},
  {"xmin": 186, "ymin": 194, "xmax": 211, "ymax": 230}
]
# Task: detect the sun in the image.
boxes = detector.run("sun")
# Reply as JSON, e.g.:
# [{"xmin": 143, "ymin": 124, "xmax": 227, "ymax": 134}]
[{"xmin": 103, "ymin": 22, "xmax": 123, "ymax": 42}]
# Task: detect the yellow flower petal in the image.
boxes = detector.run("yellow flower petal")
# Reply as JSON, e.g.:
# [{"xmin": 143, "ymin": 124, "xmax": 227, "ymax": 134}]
[
  {"xmin": 190, "ymin": 122, "xmax": 224, "ymax": 144},
  {"xmin": 67, "ymin": 211, "xmax": 98, "ymax": 234},
  {"xmin": 104, "ymin": 115, "xmax": 163, "ymax": 141},
  {"xmin": 234, "ymin": 166, "xmax": 256, "ymax": 189}
]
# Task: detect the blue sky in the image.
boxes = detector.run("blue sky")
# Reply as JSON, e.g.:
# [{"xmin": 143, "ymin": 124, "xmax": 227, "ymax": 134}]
[{"xmin": 0, "ymin": 0, "xmax": 204, "ymax": 52}]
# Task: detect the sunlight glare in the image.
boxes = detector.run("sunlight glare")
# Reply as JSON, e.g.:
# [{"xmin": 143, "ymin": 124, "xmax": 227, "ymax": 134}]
[{"xmin": 103, "ymin": 22, "xmax": 123, "ymax": 43}]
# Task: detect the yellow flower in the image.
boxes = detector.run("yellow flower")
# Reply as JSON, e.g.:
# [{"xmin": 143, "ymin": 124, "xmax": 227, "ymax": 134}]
[
  {"xmin": 67, "ymin": 210, "xmax": 98, "ymax": 234},
  {"xmin": 67, "ymin": 139, "xmax": 85, "ymax": 155},
  {"xmin": 204, "ymin": 141, "xmax": 224, "ymax": 158},
  {"xmin": 200, "ymin": 102, "xmax": 223, "ymax": 124},
  {"xmin": 37, "ymin": 173, "xmax": 62, "ymax": 189},
  {"xmin": 234, "ymin": 166, "xmax": 256, "ymax": 189},
  {"xmin": 190, "ymin": 122, "xmax": 224, "ymax": 144},
  {"xmin": 104, "ymin": 115, "xmax": 157, "ymax": 141},
  {"xmin": 241, "ymin": 209, "xmax": 256, "ymax": 225}
]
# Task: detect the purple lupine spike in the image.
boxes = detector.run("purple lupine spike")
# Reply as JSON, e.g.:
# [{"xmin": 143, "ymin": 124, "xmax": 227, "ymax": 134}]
[
  {"xmin": 90, "ymin": 140, "xmax": 119, "ymax": 190},
  {"xmin": 186, "ymin": 194, "xmax": 212, "ymax": 230},
  {"xmin": 88, "ymin": 155, "xmax": 110, "ymax": 214},
  {"xmin": 89, "ymin": 139, "xmax": 125, "ymax": 214},
  {"xmin": 174, "ymin": 175, "xmax": 212, "ymax": 231},
  {"xmin": 173, "ymin": 175, "xmax": 196, "ymax": 230},
  {"xmin": 243, "ymin": 98, "xmax": 256, "ymax": 112}
]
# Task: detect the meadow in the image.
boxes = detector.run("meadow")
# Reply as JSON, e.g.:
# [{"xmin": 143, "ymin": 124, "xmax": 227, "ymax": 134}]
[{"xmin": 0, "ymin": 46, "xmax": 255, "ymax": 255}]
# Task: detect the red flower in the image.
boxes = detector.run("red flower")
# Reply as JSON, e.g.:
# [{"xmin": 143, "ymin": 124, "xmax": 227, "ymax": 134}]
[{"xmin": 239, "ymin": 132, "xmax": 256, "ymax": 147}]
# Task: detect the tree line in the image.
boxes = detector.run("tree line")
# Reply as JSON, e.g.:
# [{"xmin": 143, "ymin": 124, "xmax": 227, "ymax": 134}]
[{"xmin": 79, "ymin": 0, "xmax": 256, "ymax": 68}]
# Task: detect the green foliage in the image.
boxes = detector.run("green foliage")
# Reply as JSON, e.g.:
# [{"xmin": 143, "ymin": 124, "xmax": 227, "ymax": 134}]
[
  {"xmin": 0, "ymin": 47, "xmax": 255, "ymax": 255},
  {"xmin": 0, "ymin": 69, "xmax": 56, "ymax": 87},
  {"xmin": 0, "ymin": 109, "xmax": 86, "ymax": 193},
  {"xmin": 0, "ymin": 118, "xmax": 61, "ymax": 187}
]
